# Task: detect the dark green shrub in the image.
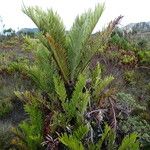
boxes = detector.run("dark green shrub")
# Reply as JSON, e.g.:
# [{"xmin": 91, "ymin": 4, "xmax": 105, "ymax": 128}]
[
  {"xmin": 137, "ymin": 39, "xmax": 147, "ymax": 50},
  {"xmin": 119, "ymin": 116, "xmax": 150, "ymax": 146},
  {"xmin": 116, "ymin": 92, "xmax": 145, "ymax": 114}
]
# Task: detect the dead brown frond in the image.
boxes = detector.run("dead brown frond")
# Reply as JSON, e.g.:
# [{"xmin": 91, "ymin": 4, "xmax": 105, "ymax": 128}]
[
  {"xmin": 108, "ymin": 97, "xmax": 117, "ymax": 131},
  {"xmin": 98, "ymin": 15, "xmax": 123, "ymax": 45}
]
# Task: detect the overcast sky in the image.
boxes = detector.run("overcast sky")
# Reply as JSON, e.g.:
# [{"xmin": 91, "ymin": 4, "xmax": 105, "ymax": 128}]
[{"xmin": 0, "ymin": 0, "xmax": 150, "ymax": 32}]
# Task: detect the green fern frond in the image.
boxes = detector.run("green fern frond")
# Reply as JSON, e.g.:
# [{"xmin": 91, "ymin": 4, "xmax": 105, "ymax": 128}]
[
  {"xmin": 93, "ymin": 75, "xmax": 114, "ymax": 100},
  {"xmin": 46, "ymin": 34, "xmax": 70, "ymax": 83},
  {"xmin": 73, "ymin": 125, "xmax": 89, "ymax": 141},
  {"xmin": 91, "ymin": 63, "xmax": 102, "ymax": 85},
  {"xmin": 21, "ymin": 37, "xmax": 55, "ymax": 92},
  {"xmin": 68, "ymin": 3, "xmax": 104, "ymax": 79},
  {"xmin": 12, "ymin": 94, "xmax": 43, "ymax": 150},
  {"xmin": 88, "ymin": 124, "xmax": 116, "ymax": 150},
  {"xmin": 71, "ymin": 74, "xmax": 86, "ymax": 103},
  {"xmin": 28, "ymin": 66, "xmax": 50, "ymax": 91},
  {"xmin": 59, "ymin": 133, "xmax": 84, "ymax": 150},
  {"xmin": 54, "ymin": 75, "xmax": 67, "ymax": 103},
  {"xmin": 68, "ymin": 74, "xmax": 87, "ymax": 116},
  {"xmin": 78, "ymin": 91, "xmax": 90, "ymax": 117},
  {"xmin": 23, "ymin": 6, "xmax": 70, "ymax": 84},
  {"xmin": 59, "ymin": 74, "xmax": 89, "ymax": 124},
  {"xmin": 96, "ymin": 124, "xmax": 111, "ymax": 149},
  {"xmin": 22, "ymin": 6, "xmax": 66, "ymax": 47},
  {"xmin": 118, "ymin": 133, "xmax": 140, "ymax": 150},
  {"xmin": 59, "ymin": 125, "xmax": 89, "ymax": 150},
  {"xmin": 60, "ymin": 74, "xmax": 86, "ymax": 120}
]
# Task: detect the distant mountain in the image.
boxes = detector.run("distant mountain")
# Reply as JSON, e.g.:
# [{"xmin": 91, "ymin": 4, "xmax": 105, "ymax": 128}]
[
  {"xmin": 123, "ymin": 21, "xmax": 150, "ymax": 33},
  {"xmin": 17, "ymin": 28, "xmax": 39, "ymax": 34},
  {"xmin": 17, "ymin": 22, "xmax": 150, "ymax": 36}
]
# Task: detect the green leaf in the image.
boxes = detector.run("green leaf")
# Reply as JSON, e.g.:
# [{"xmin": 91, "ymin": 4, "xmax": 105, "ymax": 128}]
[
  {"xmin": 59, "ymin": 133, "xmax": 84, "ymax": 150},
  {"xmin": 93, "ymin": 75, "xmax": 114, "ymax": 100},
  {"xmin": 71, "ymin": 74, "xmax": 86, "ymax": 105},
  {"xmin": 118, "ymin": 133, "xmax": 140, "ymax": 150},
  {"xmin": 91, "ymin": 63, "xmax": 102, "ymax": 86},
  {"xmin": 96, "ymin": 124, "xmax": 111, "ymax": 149},
  {"xmin": 73, "ymin": 125, "xmax": 89, "ymax": 140},
  {"xmin": 54, "ymin": 75, "xmax": 67, "ymax": 103}
]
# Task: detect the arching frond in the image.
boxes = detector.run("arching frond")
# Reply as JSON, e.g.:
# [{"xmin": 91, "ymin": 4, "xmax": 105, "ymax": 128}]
[
  {"xmin": 67, "ymin": 3, "xmax": 105, "ymax": 79},
  {"xmin": 22, "ymin": 6, "xmax": 66, "ymax": 47},
  {"xmin": 23, "ymin": 6, "xmax": 70, "ymax": 84}
]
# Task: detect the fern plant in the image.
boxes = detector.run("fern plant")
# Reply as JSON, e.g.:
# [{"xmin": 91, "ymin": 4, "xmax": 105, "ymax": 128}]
[
  {"xmin": 60, "ymin": 124, "xmax": 139, "ymax": 150},
  {"xmin": 12, "ymin": 91, "xmax": 43, "ymax": 150},
  {"xmin": 22, "ymin": 3, "xmax": 120, "ymax": 86},
  {"xmin": 11, "ymin": 3, "xmax": 139, "ymax": 150}
]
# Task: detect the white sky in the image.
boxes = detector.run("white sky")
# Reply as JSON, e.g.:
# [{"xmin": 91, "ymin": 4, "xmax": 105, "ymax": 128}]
[{"xmin": 0, "ymin": 0, "xmax": 150, "ymax": 32}]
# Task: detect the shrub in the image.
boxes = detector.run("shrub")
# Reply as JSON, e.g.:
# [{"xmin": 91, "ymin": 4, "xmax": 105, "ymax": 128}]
[
  {"xmin": 138, "ymin": 50, "xmax": 150, "ymax": 64},
  {"xmin": 119, "ymin": 116, "xmax": 150, "ymax": 146},
  {"xmin": 0, "ymin": 72, "xmax": 33, "ymax": 117},
  {"xmin": 123, "ymin": 70, "xmax": 136, "ymax": 84},
  {"xmin": 0, "ymin": 123, "xmax": 14, "ymax": 149},
  {"xmin": 116, "ymin": 92, "xmax": 145, "ymax": 116},
  {"xmin": 110, "ymin": 31, "xmax": 135, "ymax": 51},
  {"xmin": 0, "ymin": 97, "xmax": 13, "ymax": 117}
]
